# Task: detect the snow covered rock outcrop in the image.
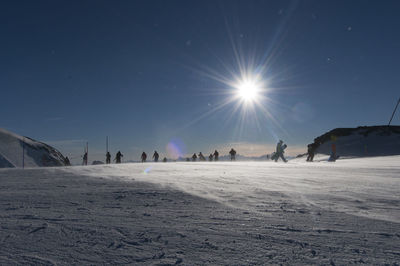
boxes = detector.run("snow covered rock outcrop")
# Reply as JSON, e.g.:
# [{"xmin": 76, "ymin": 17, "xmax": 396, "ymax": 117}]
[
  {"xmin": 312, "ymin": 125, "xmax": 400, "ymax": 157},
  {"xmin": 0, "ymin": 128, "xmax": 67, "ymax": 168}
]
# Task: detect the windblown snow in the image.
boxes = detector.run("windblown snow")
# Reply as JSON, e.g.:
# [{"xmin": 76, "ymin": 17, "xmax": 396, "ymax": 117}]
[{"xmin": 0, "ymin": 156, "xmax": 399, "ymax": 264}]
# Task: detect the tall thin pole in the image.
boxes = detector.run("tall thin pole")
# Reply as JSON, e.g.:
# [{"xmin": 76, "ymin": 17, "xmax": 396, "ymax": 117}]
[
  {"xmin": 388, "ymin": 97, "xmax": 400, "ymax": 126},
  {"xmin": 22, "ymin": 137, "xmax": 25, "ymax": 169},
  {"xmin": 106, "ymin": 136, "xmax": 109, "ymax": 153}
]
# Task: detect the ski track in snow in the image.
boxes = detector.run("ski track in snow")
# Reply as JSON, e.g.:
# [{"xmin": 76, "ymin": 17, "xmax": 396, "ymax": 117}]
[{"xmin": 0, "ymin": 156, "xmax": 399, "ymax": 264}]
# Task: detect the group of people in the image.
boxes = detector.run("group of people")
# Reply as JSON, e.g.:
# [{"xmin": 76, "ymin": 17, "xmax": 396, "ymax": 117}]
[
  {"xmin": 140, "ymin": 151, "xmax": 167, "ymax": 163},
  {"xmin": 80, "ymin": 140, "xmax": 300, "ymax": 165},
  {"xmin": 191, "ymin": 149, "xmax": 221, "ymax": 162},
  {"xmin": 104, "ymin": 151, "xmax": 123, "ymax": 164}
]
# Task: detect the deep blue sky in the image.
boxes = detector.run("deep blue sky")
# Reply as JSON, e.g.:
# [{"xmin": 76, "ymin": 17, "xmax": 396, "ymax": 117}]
[{"xmin": 1, "ymin": 0, "xmax": 399, "ymax": 162}]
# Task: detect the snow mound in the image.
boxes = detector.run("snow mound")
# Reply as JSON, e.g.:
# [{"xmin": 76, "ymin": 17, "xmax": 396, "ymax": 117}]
[
  {"xmin": 0, "ymin": 128, "xmax": 67, "ymax": 168},
  {"xmin": 312, "ymin": 125, "xmax": 400, "ymax": 157}
]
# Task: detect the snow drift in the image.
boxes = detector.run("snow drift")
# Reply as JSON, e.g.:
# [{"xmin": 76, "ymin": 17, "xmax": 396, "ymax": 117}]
[
  {"xmin": 0, "ymin": 128, "xmax": 67, "ymax": 168},
  {"xmin": 311, "ymin": 125, "xmax": 400, "ymax": 157}
]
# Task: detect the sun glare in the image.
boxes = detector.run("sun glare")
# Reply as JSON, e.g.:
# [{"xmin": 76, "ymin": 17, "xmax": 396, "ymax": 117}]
[{"xmin": 237, "ymin": 80, "xmax": 259, "ymax": 102}]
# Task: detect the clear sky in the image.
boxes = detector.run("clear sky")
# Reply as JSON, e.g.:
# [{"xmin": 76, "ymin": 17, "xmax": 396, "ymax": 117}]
[{"xmin": 1, "ymin": 0, "xmax": 399, "ymax": 163}]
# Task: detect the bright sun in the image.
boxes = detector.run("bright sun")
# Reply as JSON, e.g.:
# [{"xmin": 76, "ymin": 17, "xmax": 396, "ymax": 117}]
[{"xmin": 236, "ymin": 79, "xmax": 260, "ymax": 102}]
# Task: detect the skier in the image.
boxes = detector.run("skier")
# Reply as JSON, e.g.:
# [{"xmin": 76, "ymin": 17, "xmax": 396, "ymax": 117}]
[
  {"xmin": 229, "ymin": 148, "xmax": 237, "ymax": 161},
  {"xmin": 153, "ymin": 151, "xmax": 159, "ymax": 162},
  {"xmin": 192, "ymin": 153, "xmax": 197, "ymax": 161},
  {"xmin": 213, "ymin": 150, "xmax": 219, "ymax": 161},
  {"xmin": 141, "ymin": 152, "xmax": 147, "ymax": 163},
  {"xmin": 115, "ymin": 151, "xmax": 123, "ymax": 164},
  {"xmin": 209, "ymin": 153, "xmax": 213, "ymax": 161},
  {"xmin": 306, "ymin": 144, "xmax": 315, "ymax": 162},
  {"xmin": 198, "ymin": 152, "xmax": 206, "ymax": 161},
  {"xmin": 274, "ymin": 140, "xmax": 287, "ymax": 162},
  {"xmin": 64, "ymin": 156, "xmax": 71, "ymax": 166},
  {"xmin": 106, "ymin": 151, "xmax": 111, "ymax": 164},
  {"xmin": 163, "ymin": 157, "xmax": 167, "ymax": 162},
  {"xmin": 82, "ymin": 152, "xmax": 88, "ymax": 165}
]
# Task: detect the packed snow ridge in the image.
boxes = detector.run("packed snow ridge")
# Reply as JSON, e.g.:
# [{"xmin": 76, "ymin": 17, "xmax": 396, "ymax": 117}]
[{"xmin": 0, "ymin": 128, "xmax": 67, "ymax": 168}]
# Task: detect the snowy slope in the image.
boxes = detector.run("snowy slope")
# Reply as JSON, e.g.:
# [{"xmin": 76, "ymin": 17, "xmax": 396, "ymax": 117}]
[
  {"xmin": 311, "ymin": 125, "xmax": 400, "ymax": 157},
  {"xmin": 0, "ymin": 128, "xmax": 67, "ymax": 168},
  {"xmin": 0, "ymin": 157, "xmax": 399, "ymax": 264}
]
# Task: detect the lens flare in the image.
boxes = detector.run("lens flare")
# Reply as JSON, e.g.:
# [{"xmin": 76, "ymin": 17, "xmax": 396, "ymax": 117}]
[{"xmin": 166, "ymin": 138, "xmax": 187, "ymax": 159}]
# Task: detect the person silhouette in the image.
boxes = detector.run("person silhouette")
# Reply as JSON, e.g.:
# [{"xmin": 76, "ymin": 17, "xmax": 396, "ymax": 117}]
[
  {"xmin": 141, "ymin": 152, "xmax": 147, "ymax": 163},
  {"xmin": 274, "ymin": 140, "xmax": 287, "ymax": 162},
  {"xmin": 115, "ymin": 151, "xmax": 123, "ymax": 164},
  {"xmin": 229, "ymin": 148, "xmax": 237, "ymax": 161},
  {"xmin": 198, "ymin": 152, "xmax": 206, "ymax": 161},
  {"xmin": 213, "ymin": 150, "xmax": 219, "ymax": 161},
  {"xmin": 82, "ymin": 152, "xmax": 88, "ymax": 165},
  {"xmin": 153, "ymin": 151, "xmax": 159, "ymax": 162},
  {"xmin": 106, "ymin": 151, "xmax": 111, "ymax": 164}
]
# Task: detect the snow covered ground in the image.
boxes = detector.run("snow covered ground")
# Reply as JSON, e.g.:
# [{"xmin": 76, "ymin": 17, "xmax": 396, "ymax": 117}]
[{"xmin": 0, "ymin": 156, "xmax": 399, "ymax": 264}]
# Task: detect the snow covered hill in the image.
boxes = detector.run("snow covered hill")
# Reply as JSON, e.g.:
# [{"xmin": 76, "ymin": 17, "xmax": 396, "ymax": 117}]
[
  {"xmin": 0, "ymin": 128, "xmax": 67, "ymax": 168},
  {"xmin": 0, "ymin": 157, "xmax": 399, "ymax": 264},
  {"xmin": 311, "ymin": 125, "xmax": 400, "ymax": 157}
]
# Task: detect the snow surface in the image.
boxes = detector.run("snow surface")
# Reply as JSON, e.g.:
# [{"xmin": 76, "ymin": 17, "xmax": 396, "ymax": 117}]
[
  {"xmin": 0, "ymin": 128, "xmax": 66, "ymax": 168},
  {"xmin": 0, "ymin": 156, "xmax": 399, "ymax": 264}
]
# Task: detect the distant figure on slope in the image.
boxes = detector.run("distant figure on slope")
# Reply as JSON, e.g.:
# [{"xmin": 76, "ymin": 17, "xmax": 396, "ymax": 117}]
[
  {"xmin": 163, "ymin": 157, "xmax": 167, "ymax": 162},
  {"xmin": 273, "ymin": 140, "xmax": 287, "ymax": 162},
  {"xmin": 198, "ymin": 152, "xmax": 206, "ymax": 161},
  {"xmin": 82, "ymin": 152, "xmax": 88, "ymax": 165},
  {"xmin": 106, "ymin": 152, "xmax": 111, "ymax": 164},
  {"xmin": 64, "ymin": 156, "xmax": 71, "ymax": 166},
  {"xmin": 306, "ymin": 144, "xmax": 316, "ymax": 162},
  {"xmin": 229, "ymin": 148, "xmax": 237, "ymax": 161},
  {"xmin": 153, "ymin": 151, "xmax": 159, "ymax": 162},
  {"xmin": 192, "ymin": 153, "xmax": 197, "ymax": 161},
  {"xmin": 213, "ymin": 150, "xmax": 219, "ymax": 161},
  {"xmin": 115, "ymin": 151, "xmax": 123, "ymax": 164},
  {"xmin": 328, "ymin": 135, "xmax": 338, "ymax": 162},
  {"xmin": 141, "ymin": 152, "xmax": 147, "ymax": 163},
  {"xmin": 209, "ymin": 153, "xmax": 213, "ymax": 161}
]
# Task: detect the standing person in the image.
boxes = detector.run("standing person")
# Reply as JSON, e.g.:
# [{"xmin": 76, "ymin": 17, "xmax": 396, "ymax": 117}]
[
  {"xmin": 153, "ymin": 151, "xmax": 159, "ymax": 162},
  {"xmin": 82, "ymin": 152, "xmax": 88, "ymax": 165},
  {"xmin": 115, "ymin": 151, "xmax": 123, "ymax": 164},
  {"xmin": 209, "ymin": 153, "xmax": 213, "ymax": 161},
  {"xmin": 198, "ymin": 152, "xmax": 206, "ymax": 161},
  {"xmin": 213, "ymin": 150, "xmax": 219, "ymax": 161},
  {"xmin": 163, "ymin": 157, "xmax": 167, "ymax": 162},
  {"xmin": 306, "ymin": 144, "xmax": 315, "ymax": 162},
  {"xmin": 106, "ymin": 151, "xmax": 111, "ymax": 164},
  {"xmin": 229, "ymin": 148, "xmax": 237, "ymax": 161},
  {"xmin": 64, "ymin": 156, "xmax": 71, "ymax": 166},
  {"xmin": 141, "ymin": 152, "xmax": 147, "ymax": 163},
  {"xmin": 192, "ymin": 153, "xmax": 197, "ymax": 161},
  {"xmin": 274, "ymin": 140, "xmax": 287, "ymax": 162}
]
